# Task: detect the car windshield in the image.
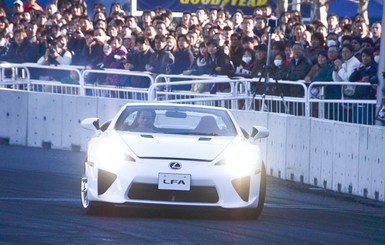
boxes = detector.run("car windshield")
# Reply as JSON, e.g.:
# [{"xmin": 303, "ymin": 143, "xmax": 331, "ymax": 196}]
[{"xmin": 114, "ymin": 105, "xmax": 237, "ymax": 136}]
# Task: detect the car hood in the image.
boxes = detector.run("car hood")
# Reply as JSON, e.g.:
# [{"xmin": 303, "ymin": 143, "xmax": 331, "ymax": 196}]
[{"xmin": 118, "ymin": 133, "xmax": 236, "ymax": 160}]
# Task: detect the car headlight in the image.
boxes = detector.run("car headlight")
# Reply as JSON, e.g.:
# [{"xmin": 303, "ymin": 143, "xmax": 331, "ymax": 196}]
[
  {"xmin": 97, "ymin": 141, "xmax": 136, "ymax": 164},
  {"xmin": 215, "ymin": 146, "xmax": 258, "ymax": 175}
]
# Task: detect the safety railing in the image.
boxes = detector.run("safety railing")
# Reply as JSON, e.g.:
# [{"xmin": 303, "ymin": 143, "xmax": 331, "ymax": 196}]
[
  {"xmin": 148, "ymin": 78, "xmax": 249, "ymax": 109},
  {"xmin": 308, "ymin": 81, "xmax": 377, "ymax": 125},
  {"xmin": 81, "ymin": 68, "xmax": 154, "ymax": 100},
  {"xmin": 0, "ymin": 62, "xmax": 379, "ymax": 125},
  {"xmin": 0, "ymin": 63, "xmax": 84, "ymax": 95},
  {"xmin": 241, "ymin": 78, "xmax": 309, "ymax": 116}
]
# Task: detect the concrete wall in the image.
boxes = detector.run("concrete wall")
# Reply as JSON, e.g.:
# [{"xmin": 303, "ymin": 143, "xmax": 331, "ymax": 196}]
[{"xmin": 1, "ymin": 90, "xmax": 384, "ymax": 202}]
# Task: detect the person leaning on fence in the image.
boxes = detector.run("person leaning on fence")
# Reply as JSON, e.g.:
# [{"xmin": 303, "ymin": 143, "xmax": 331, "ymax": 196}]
[
  {"xmin": 36, "ymin": 36, "xmax": 72, "ymax": 66},
  {"xmin": 286, "ymin": 42, "xmax": 312, "ymax": 96},
  {"xmin": 82, "ymin": 28, "xmax": 106, "ymax": 68},
  {"xmin": 103, "ymin": 36, "xmax": 127, "ymax": 86},
  {"xmin": 227, "ymin": 32, "xmax": 242, "ymax": 66},
  {"xmin": 172, "ymin": 34, "xmax": 195, "ymax": 75},
  {"xmin": 348, "ymin": 48, "xmax": 378, "ymax": 124},
  {"xmin": 206, "ymin": 39, "xmax": 233, "ymax": 93},
  {"xmin": 6, "ymin": 28, "xmax": 36, "ymax": 63},
  {"xmin": 185, "ymin": 41, "xmax": 212, "ymax": 87},
  {"xmin": 145, "ymin": 34, "xmax": 174, "ymax": 75},
  {"xmin": 123, "ymin": 35, "xmax": 154, "ymax": 88},
  {"xmin": 271, "ymin": 51, "xmax": 289, "ymax": 80},
  {"xmin": 332, "ymin": 43, "xmax": 361, "ymax": 122},
  {"xmin": 332, "ymin": 43, "xmax": 361, "ymax": 83},
  {"xmin": 234, "ymin": 47, "xmax": 255, "ymax": 77}
]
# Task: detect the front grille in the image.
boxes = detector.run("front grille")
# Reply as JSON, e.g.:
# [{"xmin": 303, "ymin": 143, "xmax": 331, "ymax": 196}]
[{"xmin": 128, "ymin": 183, "xmax": 219, "ymax": 203}]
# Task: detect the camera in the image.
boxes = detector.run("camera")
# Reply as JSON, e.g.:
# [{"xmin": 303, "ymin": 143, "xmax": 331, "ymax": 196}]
[
  {"xmin": 47, "ymin": 36, "xmax": 55, "ymax": 45},
  {"xmin": 114, "ymin": 54, "xmax": 127, "ymax": 62},
  {"xmin": 267, "ymin": 17, "xmax": 279, "ymax": 29}
]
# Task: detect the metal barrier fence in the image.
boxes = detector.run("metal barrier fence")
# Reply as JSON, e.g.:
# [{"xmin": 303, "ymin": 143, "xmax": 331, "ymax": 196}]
[
  {"xmin": 308, "ymin": 81, "xmax": 377, "ymax": 124},
  {"xmin": 0, "ymin": 63, "xmax": 379, "ymax": 125},
  {"xmin": 148, "ymin": 78, "xmax": 249, "ymax": 109}
]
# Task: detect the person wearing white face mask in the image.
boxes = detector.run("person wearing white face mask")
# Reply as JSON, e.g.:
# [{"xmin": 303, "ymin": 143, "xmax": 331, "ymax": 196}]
[
  {"xmin": 234, "ymin": 48, "xmax": 255, "ymax": 77},
  {"xmin": 271, "ymin": 52, "xmax": 290, "ymax": 95}
]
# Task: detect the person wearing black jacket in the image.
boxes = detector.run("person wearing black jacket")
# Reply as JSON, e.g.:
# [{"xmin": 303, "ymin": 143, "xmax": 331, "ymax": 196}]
[
  {"xmin": 7, "ymin": 28, "xmax": 35, "ymax": 63},
  {"xmin": 171, "ymin": 34, "xmax": 194, "ymax": 74},
  {"xmin": 206, "ymin": 39, "xmax": 234, "ymax": 93},
  {"xmin": 124, "ymin": 36, "xmax": 155, "ymax": 88},
  {"xmin": 349, "ymin": 48, "xmax": 378, "ymax": 124},
  {"xmin": 286, "ymin": 42, "xmax": 312, "ymax": 97},
  {"xmin": 145, "ymin": 34, "xmax": 174, "ymax": 75}
]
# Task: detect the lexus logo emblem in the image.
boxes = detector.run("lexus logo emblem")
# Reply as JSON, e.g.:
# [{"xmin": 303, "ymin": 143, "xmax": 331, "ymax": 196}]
[{"xmin": 169, "ymin": 162, "xmax": 182, "ymax": 170}]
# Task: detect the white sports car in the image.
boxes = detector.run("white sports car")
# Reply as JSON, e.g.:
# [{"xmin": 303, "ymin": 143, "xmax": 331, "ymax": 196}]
[{"xmin": 81, "ymin": 103, "xmax": 269, "ymax": 218}]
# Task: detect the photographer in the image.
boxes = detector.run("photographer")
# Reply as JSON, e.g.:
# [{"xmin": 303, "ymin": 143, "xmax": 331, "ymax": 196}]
[
  {"xmin": 37, "ymin": 37, "xmax": 72, "ymax": 66},
  {"xmin": 35, "ymin": 35, "xmax": 72, "ymax": 81}
]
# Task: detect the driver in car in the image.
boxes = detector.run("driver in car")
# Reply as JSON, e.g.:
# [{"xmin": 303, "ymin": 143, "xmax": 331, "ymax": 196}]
[{"xmin": 131, "ymin": 109, "xmax": 158, "ymax": 132}]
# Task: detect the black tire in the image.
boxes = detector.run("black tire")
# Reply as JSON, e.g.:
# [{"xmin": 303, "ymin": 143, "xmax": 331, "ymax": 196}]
[
  {"xmin": 81, "ymin": 161, "xmax": 102, "ymax": 215},
  {"xmin": 250, "ymin": 163, "xmax": 267, "ymax": 219}
]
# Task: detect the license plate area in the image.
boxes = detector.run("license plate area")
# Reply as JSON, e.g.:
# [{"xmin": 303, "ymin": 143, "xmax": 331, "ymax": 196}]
[{"xmin": 158, "ymin": 173, "xmax": 191, "ymax": 191}]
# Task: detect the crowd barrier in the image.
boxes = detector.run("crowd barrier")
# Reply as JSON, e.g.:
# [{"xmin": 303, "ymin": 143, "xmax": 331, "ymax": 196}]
[
  {"xmin": 0, "ymin": 89, "xmax": 383, "ymax": 202},
  {"xmin": 0, "ymin": 63, "xmax": 380, "ymax": 125}
]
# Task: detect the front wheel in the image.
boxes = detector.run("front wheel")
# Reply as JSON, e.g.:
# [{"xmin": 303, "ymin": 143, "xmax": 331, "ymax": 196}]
[
  {"xmin": 81, "ymin": 162, "xmax": 102, "ymax": 215},
  {"xmin": 250, "ymin": 163, "xmax": 267, "ymax": 219}
]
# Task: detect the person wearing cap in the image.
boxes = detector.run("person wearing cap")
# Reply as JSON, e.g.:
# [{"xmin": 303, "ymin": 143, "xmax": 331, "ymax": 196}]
[
  {"xmin": 13, "ymin": 0, "xmax": 24, "ymax": 15},
  {"xmin": 121, "ymin": 32, "xmax": 132, "ymax": 51}
]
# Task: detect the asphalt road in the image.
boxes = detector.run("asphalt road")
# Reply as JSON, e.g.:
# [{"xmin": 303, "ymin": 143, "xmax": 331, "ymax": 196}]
[{"xmin": 0, "ymin": 145, "xmax": 385, "ymax": 244}]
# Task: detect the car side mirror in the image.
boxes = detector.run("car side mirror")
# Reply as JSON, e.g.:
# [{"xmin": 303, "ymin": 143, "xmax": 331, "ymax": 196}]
[
  {"xmin": 249, "ymin": 126, "xmax": 269, "ymax": 144},
  {"xmin": 81, "ymin": 117, "xmax": 100, "ymax": 131}
]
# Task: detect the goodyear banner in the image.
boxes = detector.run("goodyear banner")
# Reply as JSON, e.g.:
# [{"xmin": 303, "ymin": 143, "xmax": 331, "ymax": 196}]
[{"xmin": 135, "ymin": 0, "xmax": 274, "ymax": 16}]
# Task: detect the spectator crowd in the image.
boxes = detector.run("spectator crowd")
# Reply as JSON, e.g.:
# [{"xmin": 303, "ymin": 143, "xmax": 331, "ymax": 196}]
[{"xmin": 0, "ymin": 0, "xmax": 383, "ymax": 109}]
